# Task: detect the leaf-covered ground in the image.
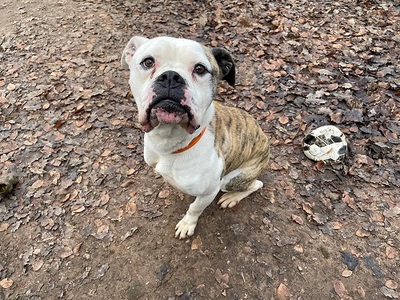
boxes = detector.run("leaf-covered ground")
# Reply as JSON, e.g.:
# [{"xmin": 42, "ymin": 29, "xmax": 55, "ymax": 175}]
[{"xmin": 0, "ymin": 0, "xmax": 399, "ymax": 299}]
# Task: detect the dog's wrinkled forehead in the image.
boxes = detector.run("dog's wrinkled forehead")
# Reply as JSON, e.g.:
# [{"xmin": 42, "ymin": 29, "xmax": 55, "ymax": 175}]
[{"xmin": 135, "ymin": 37, "xmax": 214, "ymax": 71}]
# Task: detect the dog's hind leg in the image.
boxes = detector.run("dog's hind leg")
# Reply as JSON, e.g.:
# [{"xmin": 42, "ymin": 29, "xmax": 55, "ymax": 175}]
[
  {"xmin": 218, "ymin": 179, "xmax": 263, "ymax": 208},
  {"xmin": 218, "ymin": 157, "xmax": 267, "ymax": 208}
]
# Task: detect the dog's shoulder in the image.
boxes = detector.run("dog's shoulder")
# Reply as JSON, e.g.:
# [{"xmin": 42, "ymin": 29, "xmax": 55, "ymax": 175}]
[{"xmin": 210, "ymin": 101, "xmax": 269, "ymax": 175}]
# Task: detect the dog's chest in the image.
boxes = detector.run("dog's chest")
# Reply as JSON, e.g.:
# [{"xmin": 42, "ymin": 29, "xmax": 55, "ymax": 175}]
[
  {"xmin": 154, "ymin": 159, "xmax": 179, "ymax": 189},
  {"xmin": 149, "ymin": 145, "xmax": 224, "ymax": 197}
]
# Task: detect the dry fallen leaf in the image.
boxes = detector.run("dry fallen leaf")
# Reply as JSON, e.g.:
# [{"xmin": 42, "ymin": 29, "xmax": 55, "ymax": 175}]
[
  {"xmin": 53, "ymin": 119, "xmax": 66, "ymax": 130},
  {"xmin": 386, "ymin": 246, "xmax": 398, "ymax": 259},
  {"xmin": 31, "ymin": 179, "xmax": 44, "ymax": 189},
  {"xmin": 215, "ymin": 269, "xmax": 229, "ymax": 286},
  {"xmin": 291, "ymin": 214, "xmax": 304, "ymax": 225},
  {"xmin": 256, "ymin": 100, "xmax": 266, "ymax": 110},
  {"xmin": 121, "ymin": 227, "xmax": 138, "ymax": 241},
  {"xmin": 371, "ymin": 212, "xmax": 385, "ymax": 224},
  {"xmin": 32, "ymin": 259, "xmax": 44, "ymax": 271},
  {"xmin": 276, "ymin": 283, "xmax": 291, "ymax": 300},
  {"xmin": 0, "ymin": 278, "xmax": 13, "ymax": 289},
  {"xmin": 342, "ymin": 269, "xmax": 353, "ymax": 277},
  {"xmin": 101, "ymin": 149, "xmax": 112, "ymax": 157},
  {"xmin": 57, "ymin": 246, "xmax": 73, "ymax": 259},
  {"xmin": 357, "ymin": 286, "xmax": 366, "ymax": 298},
  {"xmin": 71, "ymin": 206, "xmax": 85, "ymax": 215},
  {"xmin": 341, "ymin": 192, "xmax": 357, "ymax": 210},
  {"xmin": 0, "ymin": 222, "xmax": 10, "ymax": 232},
  {"xmin": 329, "ymin": 221, "xmax": 343, "ymax": 230},
  {"xmin": 191, "ymin": 235, "xmax": 202, "ymax": 250},
  {"xmin": 333, "ymin": 279, "xmax": 347, "ymax": 298},
  {"xmin": 73, "ymin": 242, "xmax": 83, "ymax": 256},
  {"xmin": 158, "ymin": 188, "xmax": 170, "ymax": 199},
  {"xmin": 256, "ymin": 49, "xmax": 265, "ymax": 57},
  {"xmin": 125, "ymin": 199, "xmax": 137, "ymax": 215},
  {"xmin": 278, "ymin": 116, "xmax": 289, "ymax": 125},
  {"xmin": 385, "ymin": 280, "xmax": 398, "ymax": 290},
  {"xmin": 100, "ymin": 193, "xmax": 110, "ymax": 206},
  {"xmin": 94, "ymin": 225, "xmax": 110, "ymax": 240},
  {"xmin": 6, "ymin": 83, "xmax": 16, "ymax": 91},
  {"xmin": 355, "ymin": 228, "xmax": 370, "ymax": 237},
  {"xmin": 293, "ymin": 244, "xmax": 303, "ymax": 253},
  {"xmin": 75, "ymin": 120, "xmax": 85, "ymax": 127},
  {"xmin": 73, "ymin": 103, "xmax": 84, "ymax": 114},
  {"xmin": 302, "ymin": 203, "xmax": 313, "ymax": 215}
]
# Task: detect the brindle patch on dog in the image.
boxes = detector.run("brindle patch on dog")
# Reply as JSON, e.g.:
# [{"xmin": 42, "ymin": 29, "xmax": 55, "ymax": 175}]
[{"xmin": 211, "ymin": 101, "xmax": 270, "ymax": 191}]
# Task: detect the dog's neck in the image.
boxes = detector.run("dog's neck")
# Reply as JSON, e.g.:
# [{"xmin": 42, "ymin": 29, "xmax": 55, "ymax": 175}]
[
  {"xmin": 145, "ymin": 103, "xmax": 215, "ymax": 155},
  {"xmin": 172, "ymin": 128, "xmax": 207, "ymax": 154}
]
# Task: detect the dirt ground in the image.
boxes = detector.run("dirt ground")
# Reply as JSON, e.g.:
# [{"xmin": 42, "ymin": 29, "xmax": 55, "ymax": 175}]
[{"xmin": 1, "ymin": 0, "xmax": 399, "ymax": 299}]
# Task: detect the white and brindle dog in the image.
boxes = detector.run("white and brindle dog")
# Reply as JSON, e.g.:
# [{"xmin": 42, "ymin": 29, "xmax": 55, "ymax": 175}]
[{"xmin": 121, "ymin": 36, "xmax": 270, "ymax": 239}]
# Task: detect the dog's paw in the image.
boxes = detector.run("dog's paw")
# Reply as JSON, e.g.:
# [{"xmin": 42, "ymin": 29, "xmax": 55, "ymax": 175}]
[
  {"xmin": 218, "ymin": 180, "xmax": 263, "ymax": 209},
  {"xmin": 217, "ymin": 192, "xmax": 244, "ymax": 208},
  {"xmin": 175, "ymin": 215, "xmax": 197, "ymax": 239}
]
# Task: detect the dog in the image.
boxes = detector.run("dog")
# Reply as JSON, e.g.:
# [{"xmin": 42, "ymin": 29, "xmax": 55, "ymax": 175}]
[{"xmin": 121, "ymin": 36, "xmax": 270, "ymax": 239}]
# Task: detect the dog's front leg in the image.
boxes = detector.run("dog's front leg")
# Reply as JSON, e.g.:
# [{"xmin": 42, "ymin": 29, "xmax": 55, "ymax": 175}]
[{"xmin": 175, "ymin": 188, "xmax": 219, "ymax": 239}]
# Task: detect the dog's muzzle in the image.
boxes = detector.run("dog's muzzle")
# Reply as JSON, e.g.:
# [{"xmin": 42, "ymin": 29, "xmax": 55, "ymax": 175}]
[{"xmin": 142, "ymin": 71, "xmax": 199, "ymax": 134}]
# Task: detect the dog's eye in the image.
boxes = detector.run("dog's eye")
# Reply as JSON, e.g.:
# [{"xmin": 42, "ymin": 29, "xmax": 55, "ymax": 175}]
[
  {"xmin": 193, "ymin": 64, "xmax": 208, "ymax": 75},
  {"xmin": 141, "ymin": 57, "xmax": 155, "ymax": 69}
]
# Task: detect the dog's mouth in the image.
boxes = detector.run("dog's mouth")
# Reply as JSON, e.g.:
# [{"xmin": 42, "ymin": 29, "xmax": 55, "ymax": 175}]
[{"xmin": 142, "ymin": 99, "xmax": 199, "ymax": 134}]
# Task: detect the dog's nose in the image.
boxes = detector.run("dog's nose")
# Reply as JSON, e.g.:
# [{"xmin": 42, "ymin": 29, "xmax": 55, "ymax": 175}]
[{"xmin": 156, "ymin": 71, "xmax": 185, "ymax": 89}]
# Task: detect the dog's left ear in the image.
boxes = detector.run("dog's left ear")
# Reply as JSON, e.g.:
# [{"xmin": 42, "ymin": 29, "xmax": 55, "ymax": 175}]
[
  {"xmin": 121, "ymin": 36, "xmax": 149, "ymax": 69},
  {"xmin": 212, "ymin": 48, "xmax": 235, "ymax": 86}
]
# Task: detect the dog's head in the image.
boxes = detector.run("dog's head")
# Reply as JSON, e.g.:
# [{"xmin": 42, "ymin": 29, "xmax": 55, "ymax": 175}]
[{"xmin": 121, "ymin": 36, "xmax": 235, "ymax": 134}]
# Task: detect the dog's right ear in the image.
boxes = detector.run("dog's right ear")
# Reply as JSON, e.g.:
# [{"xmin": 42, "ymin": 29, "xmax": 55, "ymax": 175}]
[{"xmin": 121, "ymin": 36, "xmax": 149, "ymax": 69}]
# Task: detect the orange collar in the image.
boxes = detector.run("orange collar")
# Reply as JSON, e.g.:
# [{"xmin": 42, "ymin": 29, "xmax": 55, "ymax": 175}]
[{"xmin": 172, "ymin": 128, "xmax": 206, "ymax": 154}]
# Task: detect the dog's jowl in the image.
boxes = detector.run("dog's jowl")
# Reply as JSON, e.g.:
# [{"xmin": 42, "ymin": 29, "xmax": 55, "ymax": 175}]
[{"xmin": 121, "ymin": 36, "xmax": 270, "ymax": 239}]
